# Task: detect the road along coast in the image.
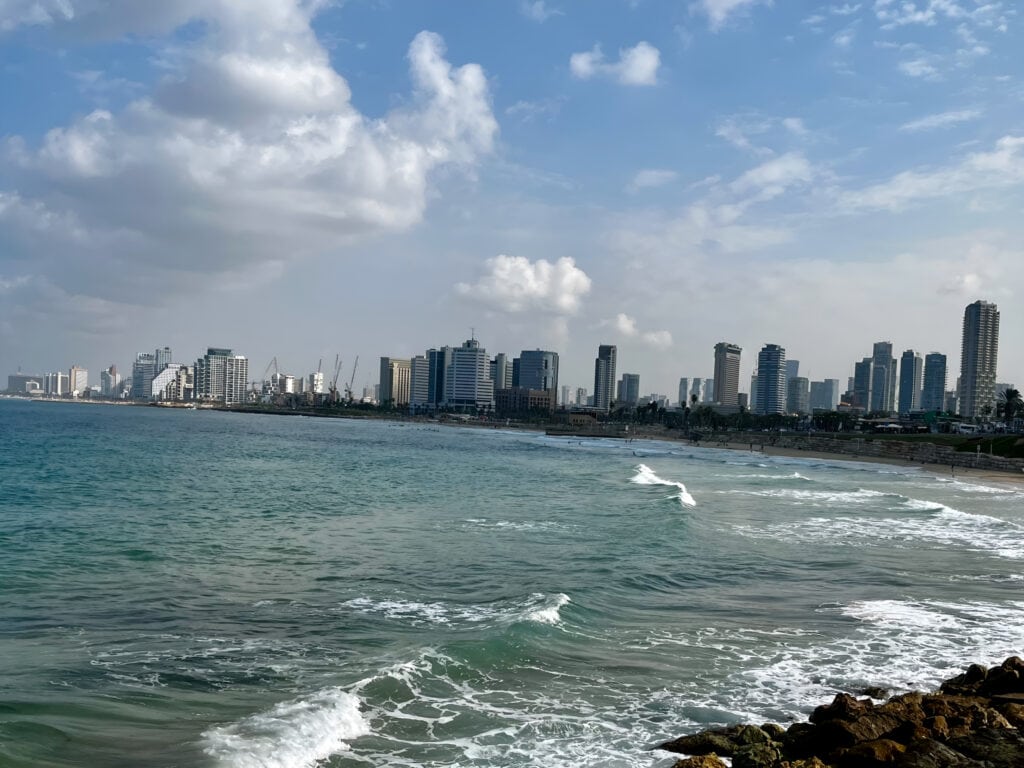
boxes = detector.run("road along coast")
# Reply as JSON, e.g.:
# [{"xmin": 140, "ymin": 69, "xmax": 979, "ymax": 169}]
[{"xmin": 660, "ymin": 657, "xmax": 1024, "ymax": 767}]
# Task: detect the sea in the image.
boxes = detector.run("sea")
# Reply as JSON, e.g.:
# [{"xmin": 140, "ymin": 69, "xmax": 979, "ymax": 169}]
[{"xmin": 1, "ymin": 398, "xmax": 1022, "ymax": 768}]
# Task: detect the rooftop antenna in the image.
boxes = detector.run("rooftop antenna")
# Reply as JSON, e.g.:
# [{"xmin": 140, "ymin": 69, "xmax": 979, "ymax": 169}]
[{"xmin": 470, "ymin": 326, "xmax": 475, "ymax": 341}]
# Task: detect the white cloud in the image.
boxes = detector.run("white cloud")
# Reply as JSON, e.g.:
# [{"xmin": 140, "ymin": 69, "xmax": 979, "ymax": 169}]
[
  {"xmin": 731, "ymin": 152, "xmax": 814, "ymax": 200},
  {"xmin": 839, "ymin": 135, "xmax": 1024, "ymax": 211},
  {"xmin": 899, "ymin": 57, "xmax": 939, "ymax": 78},
  {"xmin": 520, "ymin": 1, "xmax": 562, "ymax": 22},
  {"xmin": 505, "ymin": 97, "xmax": 564, "ymax": 123},
  {"xmin": 832, "ymin": 25, "xmax": 857, "ymax": 47},
  {"xmin": 0, "ymin": 6, "xmax": 498, "ymax": 306},
  {"xmin": 691, "ymin": 0, "xmax": 768, "ymax": 31},
  {"xmin": 455, "ymin": 255, "xmax": 592, "ymax": 315},
  {"xmin": 899, "ymin": 108, "xmax": 982, "ymax": 132},
  {"xmin": 831, "ymin": 3, "xmax": 862, "ymax": 15},
  {"xmin": 715, "ymin": 116, "xmax": 774, "ymax": 156},
  {"xmin": 611, "ymin": 313, "xmax": 674, "ymax": 348},
  {"xmin": 570, "ymin": 41, "xmax": 660, "ymax": 86},
  {"xmin": 626, "ymin": 168, "xmax": 678, "ymax": 193},
  {"xmin": 782, "ymin": 117, "xmax": 809, "ymax": 136},
  {"xmin": 0, "ymin": 0, "xmax": 74, "ymax": 30}
]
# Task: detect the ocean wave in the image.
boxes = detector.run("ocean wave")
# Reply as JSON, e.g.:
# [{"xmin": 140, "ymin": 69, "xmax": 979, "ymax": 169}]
[
  {"xmin": 202, "ymin": 688, "xmax": 369, "ymax": 768},
  {"xmin": 744, "ymin": 487, "xmax": 890, "ymax": 504},
  {"xmin": 630, "ymin": 464, "xmax": 696, "ymax": 507},
  {"xmin": 341, "ymin": 592, "xmax": 571, "ymax": 627},
  {"xmin": 462, "ymin": 518, "xmax": 574, "ymax": 533},
  {"xmin": 719, "ymin": 471, "xmax": 813, "ymax": 481},
  {"xmin": 732, "ymin": 500, "xmax": 1024, "ymax": 559}
]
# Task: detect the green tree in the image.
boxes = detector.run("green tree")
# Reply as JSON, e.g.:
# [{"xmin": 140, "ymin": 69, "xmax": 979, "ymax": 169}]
[{"xmin": 998, "ymin": 388, "xmax": 1023, "ymax": 427}]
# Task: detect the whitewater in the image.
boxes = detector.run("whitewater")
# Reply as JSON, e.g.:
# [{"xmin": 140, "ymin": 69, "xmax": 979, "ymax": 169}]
[{"xmin": 1, "ymin": 399, "xmax": 1022, "ymax": 768}]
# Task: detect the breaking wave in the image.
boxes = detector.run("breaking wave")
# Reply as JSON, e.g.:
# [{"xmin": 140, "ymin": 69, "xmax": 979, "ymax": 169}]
[{"xmin": 630, "ymin": 464, "xmax": 697, "ymax": 507}]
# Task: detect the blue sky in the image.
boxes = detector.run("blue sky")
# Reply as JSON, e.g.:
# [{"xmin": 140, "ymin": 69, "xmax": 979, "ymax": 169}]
[{"xmin": 1, "ymin": 0, "xmax": 1022, "ymax": 397}]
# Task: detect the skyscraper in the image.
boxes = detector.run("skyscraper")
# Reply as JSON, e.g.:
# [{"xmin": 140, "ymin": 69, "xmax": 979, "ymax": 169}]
[
  {"xmin": 678, "ymin": 378, "xmax": 689, "ymax": 407},
  {"xmin": 517, "ymin": 350, "xmax": 559, "ymax": 393},
  {"xmin": 713, "ymin": 342, "xmax": 741, "ymax": 406},
  {"xmin": 898, "ymin": 349, "xmax": 923, "ymax": 414},
  {"xmin": 155, "ymin": 346, "xmax": 173, "ymax": 372},
  {"xmin": 809, "ymin": 379, "xmax": 841, "ymax": 411},
  {"xmin": 870, "ymin": 342, "xmax": 896, "ymax": 413},
  {"xmin": 958, "ymin": 300, "xmax": 1000, "ymax": 419},
  {"xmin": 132, "ymin": 352, "xmax": 156, "ymax": 400},
  {"xmin": 853, "ymin": 357, "xmax": 873, "ymax": 410},
  {"xmin": 409, "ymin": 355, "xmax": 430, "ymax": 411},
  {"xmin": 378, "ymin": 357, "xmax": 411, "ymax": 407},
  {"xmin": 194, "ymin": 347, "xmax": 248, "ymax": 405},
  {"xmin": 100, "ymin": 365, "xmax": 120, "ymax": 398},
  {"xmin": 427, "ymin": 347, "xmax": 452, "ymax": 408},
  {"xmin": 786, "ymin": 377, "xmax": 810, "ymax": 415},
  {"xmin": 756, "ymin": 344, "xmax": 786, "ymax": 415},
  {"xmin": 445, "ymin": 338, "xmax": 493, "ymax": 410},
  {"xmin": 618, "ymin": 373, "xmax": 640, "ymax": 406},
  {"xmin": 69, "ymin": 365, "xmax": 88, "ymax": 396},
  {"xmin": 921, "ymin": 353, "xmax": 947, "ymax": 412},
  {"xmin": 593, "ymin": 344, "xmax": 616, "ymax": 412},
  {"xmin": 491, "ymin": 353, "xmax": 513, "ymax": 391}
]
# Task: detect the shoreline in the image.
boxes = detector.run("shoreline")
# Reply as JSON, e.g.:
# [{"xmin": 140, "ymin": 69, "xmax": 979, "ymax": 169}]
[{"xmin": 6, "ymin": 396, "xmax": 1022, "ymax": 487}]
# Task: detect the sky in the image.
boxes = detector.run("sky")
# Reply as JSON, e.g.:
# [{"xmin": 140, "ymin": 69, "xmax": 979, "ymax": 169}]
[{"xmin": 1, "ymin": 0, "xmax": 1022, "ymax": 398}]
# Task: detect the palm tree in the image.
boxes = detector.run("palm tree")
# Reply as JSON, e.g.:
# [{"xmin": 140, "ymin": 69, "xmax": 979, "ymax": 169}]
[{"xmin": 999, "ymin": 388, "xmax": 1023, "ymax": 428}]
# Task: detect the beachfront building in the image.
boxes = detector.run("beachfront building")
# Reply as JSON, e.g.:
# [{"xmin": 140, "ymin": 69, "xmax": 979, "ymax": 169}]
[
  {"xmin": 427, "ymin": 347, "xmax": 453, "ymax": 410},
  {"xmin": 870, "ymin": 342, "xmax": 897, "ymax": 413},
  {"xmin": 713, "ymin": 342, "xmax": 741, "ymax": 407},
  {"xmin": 100, "ymin": 366, "xmax": 120, "ymax": 397},
  {"xmin": 194, "ymin": 347, "xmax": 249, "ymax": 405},
  {"xmin": 787, "ymin": 377, "xmax": 810, "ymax": 415},
  {"xmin": 958, "ymin": 300, "xmax": 1000, "ymax": 419},
  {"xmin": 898, "ymin": 350, "xmax": 923, "ymax": 415},
  {"xmin": 444, "ymin": 338, "xmax": 493, "ymax": 411},
  {"xmin": 593, "ymin": 344, "xmax": 617, "ymax": 412},
  {"xmin": 378, "ymin": 357, "xmax": 411, "ymax": 408},
  {"xmin": 921, "ymin": 353, "xmax": 947, "ymax": 412},
  {"xmin": 490, "ymin": 353, "xmax": 513, "ymax": 391},
  {"xmin": 518, "ymin": 350, "xmax": 559, "ymax": 394},
  {"xmin": 132, "ymin": 353, "xmax": 156, "ymax": 400},
  {"xmin": 749, "ymin": 373, "xmax": 758, "ymax": 411},
  {"xmin": 409, "ymin": 355, "xmax": 430, "ymax": 412},
  {"xmin": 69, "ymin": 366, "xmax": 88, "ymax": 397},
  {"xmin": 617, "ymin": 373, "xmax": 640, "ymax": 406},
  {"xmin": 756, "ymin": 344, "xmax": 786, "ymax": 415},
  {"xmin": 853, "ymin": 357, "xmax": 873, "ymax": 410}
]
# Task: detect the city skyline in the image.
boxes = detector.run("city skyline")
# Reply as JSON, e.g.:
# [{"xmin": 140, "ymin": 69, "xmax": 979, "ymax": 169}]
[{"xmin": 1, "ymin": 3, "xmax": 1023, "ymax": 394}]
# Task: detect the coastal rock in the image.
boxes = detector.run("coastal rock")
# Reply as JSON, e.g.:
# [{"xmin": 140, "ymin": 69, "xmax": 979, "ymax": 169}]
[
  {"xmin": 660, "ymin": 657, "xmax": 1024, "ymax": 768},
  {"xmin": 671, "ymin": 755, "xmax": 729, "ymax": 768},
  {"xmin": 660, "ymin": 724, "xmax": 772, "ymax": 757}
]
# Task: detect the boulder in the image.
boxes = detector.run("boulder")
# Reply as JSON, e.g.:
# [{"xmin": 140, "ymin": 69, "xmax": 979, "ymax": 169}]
[
  {"xmin": 660, "ymin": 725, "xmax": 772, "ymax": 757},
  {"xmin": 834, "ymin": 738, "xmax": 906, "ymax": 767},
  {"xmin": 672, "ymin": 755, "xmax": 729, "ymax": 768},
  {"xmin": 733, "ymin": 741, "xmax": 784, "ymax": 768},
  {"xmin": 947, "ymin": 727, "xmax": 1024, "ymax": 766},
  {"xmin": 890, "ymin": 739, "xmax": 983, "ymax": 767}
]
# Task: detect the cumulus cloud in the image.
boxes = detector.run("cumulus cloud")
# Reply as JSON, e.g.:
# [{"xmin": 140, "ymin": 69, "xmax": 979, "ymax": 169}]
[
  {"xmin": 626, "ymin": 169, "xmax": 678, "ymax": 193},
  {"xmin": 570, "ymin": 41, "xmax": 660, "ymax": 86},
  {"xmin": 610, "ymin": 313, "xmax": 673, "ymax": 348},
  {"xmin": 691, "ymin": 0, "xmax": 768, "ymax": 31},
  {"xmin": 839, "ymin": 135, "xmax": 1024, "ymax": 212},
  {"xmin": 0, "ymin": 3, "xmax": 498, "ymax": 309},
  {"xmin": 520, "ymin": 1, "xmax": 562, "ymax": 22},
  {"xmin": 455, "ymin": 255, "xmax": 592, "ymax": 315},
  {"xmin": 899, "ymin": 108, "xmax": 982, "ymax": 132}
]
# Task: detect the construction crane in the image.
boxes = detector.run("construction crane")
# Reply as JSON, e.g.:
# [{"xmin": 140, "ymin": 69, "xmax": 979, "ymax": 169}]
[
  {"xmin": 329, "ymin": 354, "xmax": 343, "ymax": 403},
  {"xmin": 344, "ymin": 356, "xmax": 359, "ymax": 402}
]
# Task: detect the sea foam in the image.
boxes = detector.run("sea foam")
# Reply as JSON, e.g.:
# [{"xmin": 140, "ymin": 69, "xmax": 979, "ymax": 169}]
[
  {"xmin": 630, "ymin": 463, "xmax": 697, "ymax": 507},
  {"xmin": 202, "ymin": 688, "xmax": 369, "ymax": 768}
]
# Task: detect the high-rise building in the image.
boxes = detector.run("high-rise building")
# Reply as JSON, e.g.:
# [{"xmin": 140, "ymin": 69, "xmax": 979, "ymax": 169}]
[
  {"xmin": 132, "ymin": 353, "xmax": 157, "ymax": 400},
  {"xmin": 870, "ymin": 342, "xmax": 896, "ymax": 413},
  {"xmin": 427, "ymin": 347, "xmax": 452, "ymax": 408},
  {"xmin": 194, "ymin": 347, "xmax": 248, "ymax": 405},
  {"xmin": 921, "ymin": 353, "xmax": 947, "ymax": 412},
  {"xmin": 100, "ymin": 366, "xmax": 120, "ymax": 398},
  {"xmin": 378, "ymin": 357, "xmax": 411, "ymax": 407},
  {"xmin": 517, "ymin": 350, "xmax": 559, "ymax": 393},
  {"xmin": 944, "ymin": 390, "xmax": 959, "ymax": 413},
  {"xmin": 689, "ymin": 378, "xmax": 705, "ymax": 405},
  {"xmin": 151, "ymin": 364, "xmax": 184, "ymax": 401},
  {"xmin": 560, "ymin": 385, "xmax": 570, "ymax": 407},
  {"xmin": 575, "ymin": 387, "xmax": 587, "ymax": 407},
  {"xmin": 592, "ymin": 344, "xmax": 616, "ymax": 412},
  {"xmin": 853, "ymin": 357, "xmax": 873, "ymax": 410},
  {"xmin": 809, "ymin": 379, "xmax": 841, "ymax": 411},
  {"xmin": 756, "ymin": 344, "xmax": 786, "ymax": 415},
  {"xmin": 618, "ymin": 373, "xmax": 640, "ymax": 406},
  {"xmin": 785, "ymin": 360, "xmax": 800, "ymax": 380},
  {"xmin": 444, "ymin": 338, "xmax": 493, "ymax": 410},
  {"xmin": 155, "ymin": 346, "xmax": 173, "ymax": 372},
  {"xmin": 787, "ymin": 377, "xmax": 810, "ymax": 415},
  {"xmin": 69, "ymin": 365, "xmax": 88, "ymax": 396},
  {"xmin": 678, "ymin": 378, "xmax": 689, "ymax": 407},
  {"xmin": 958, "ymin": 300, "xmax": 1000, "ymax": 419},
  {"xmin": 409, "ymin": 355, "xmax": 430, "ymax": 411},
  {"xmin": 308, "ymin": 370, "xmax": 325, "ymax": 395},
  {"xmin": 749, "ymin": 373, "xmax": 758, "ymax": 411},
  {"xmin": 703, "ymin": 379, "xmax": 715, "ymax": 403},
  {"xmin": 713, "ymin": 342, "xmax": 742, "ymax": 406},
  {"xmin": 491, "ymin": 353, "xmax": 514, "ymax": 391},
  {"xmin": 898, "ymin": 350, "xmax": 923, "ymax": 414}
]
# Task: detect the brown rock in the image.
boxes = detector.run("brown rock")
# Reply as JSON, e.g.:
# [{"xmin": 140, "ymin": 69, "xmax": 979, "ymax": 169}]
[
  {"xmin": 891, "ymin": 739, "xmax": 982, "ymax": 767},
  {"xmin": 835, "ymin": 738, "xmax": 906, "ymax": 767},
  {"xmin": 733, "ymin": 741, "xmax": 783, "ymax": 768},
  {"xmin": 947, "ymin": 727, "xmax": 1024, "ymax": 766},
  {"xmin": 781, "ymin": 760, "xmax": 831, "ymax": 768},
  {"xmin": 659, "ymin": 727, "xmax": 745, "ymax": 757},
  {"xmin": 998, "ymin": 702, "xmax": 1024, "ymax": 729},
  {"xmin": 762, "ymin": 723, "xmax": 787, "ymax": 739},
  {"xmin": 811, "ymin": 694, "xmax": 873, "ymax": 724},
  {"xmin": 672, "ymin": 755, "xmax": 728, "ymax": 768}
]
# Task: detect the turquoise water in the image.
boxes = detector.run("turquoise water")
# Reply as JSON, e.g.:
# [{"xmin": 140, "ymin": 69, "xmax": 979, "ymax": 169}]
[{"xmin": 1, "ymin": 399, "xmax": 1023, "ymax": 767}]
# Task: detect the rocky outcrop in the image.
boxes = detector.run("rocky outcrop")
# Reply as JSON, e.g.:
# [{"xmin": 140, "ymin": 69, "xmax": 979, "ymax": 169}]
[{"xmin": 659, "ymin": 658, "xmax": 1024, "ymax": 767}]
